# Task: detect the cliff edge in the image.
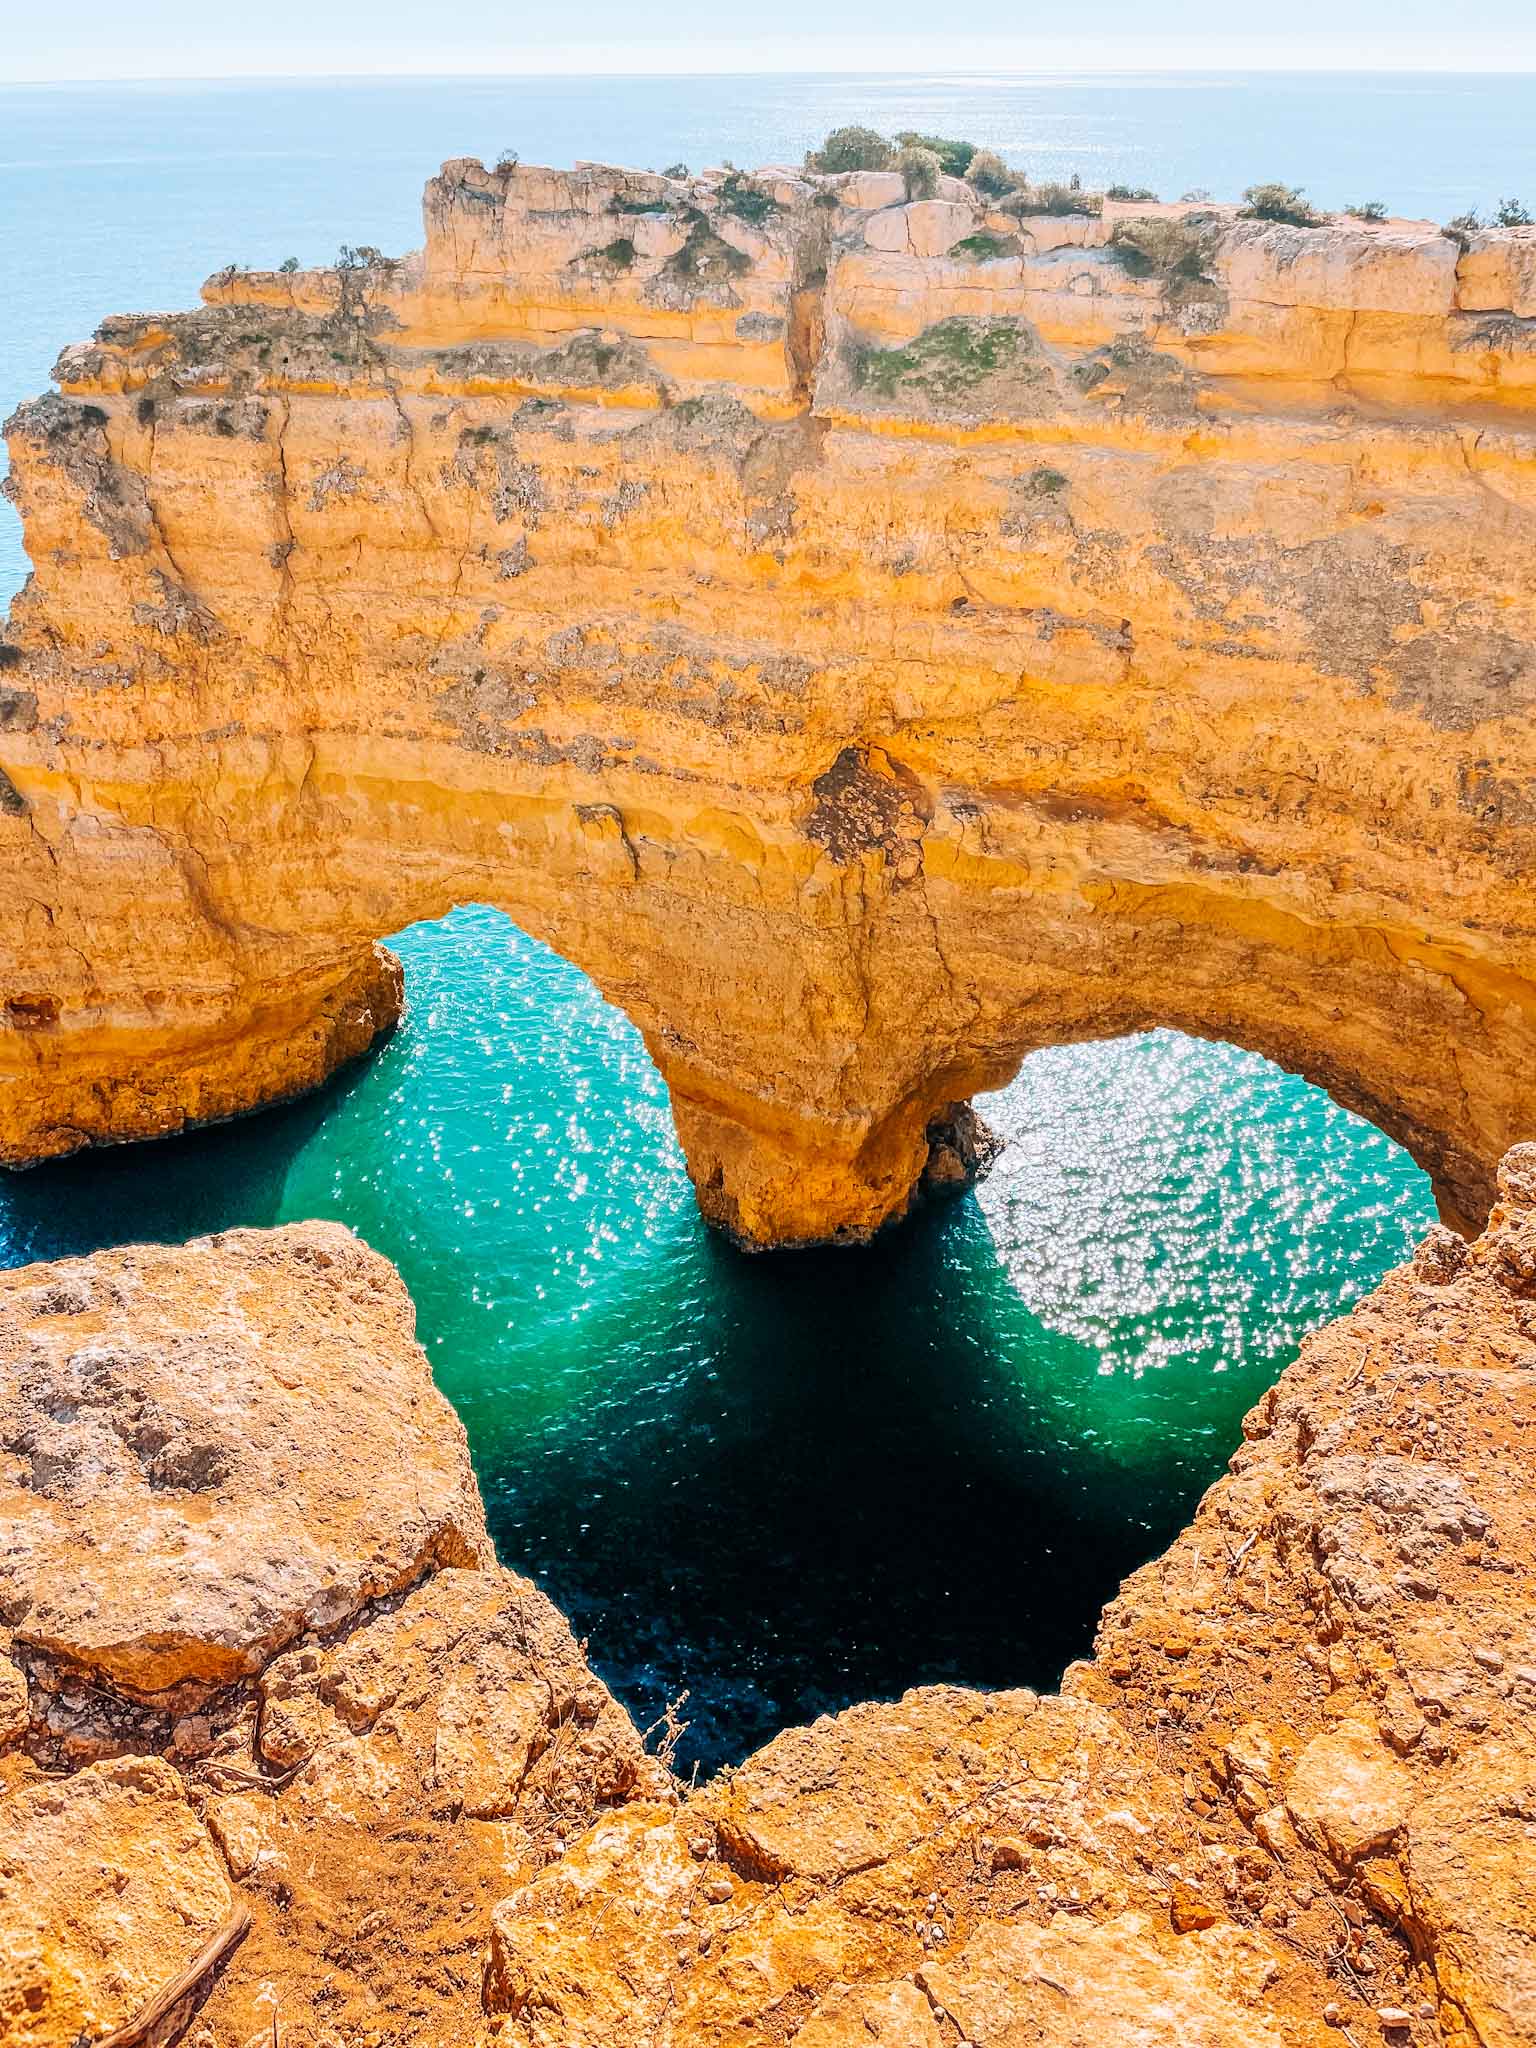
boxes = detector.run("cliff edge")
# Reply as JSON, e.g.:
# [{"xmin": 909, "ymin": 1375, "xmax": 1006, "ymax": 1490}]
[{"xmin": 2, "ymin": 159, "xmax": 1536, "ymax": 1243}]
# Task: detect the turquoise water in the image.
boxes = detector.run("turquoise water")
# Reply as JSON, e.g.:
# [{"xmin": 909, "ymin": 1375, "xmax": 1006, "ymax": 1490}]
[
  {"xmin": 0, "ymin": 910, "xmax": 1434, "ymax": 1769},
  {"xmin": 0, "ymin": 77, "xmax": 1450, "ymax": 1769}
]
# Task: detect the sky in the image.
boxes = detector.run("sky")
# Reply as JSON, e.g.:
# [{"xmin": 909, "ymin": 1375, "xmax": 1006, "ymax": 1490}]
[{"xmin": 7, "ymin": 0, "xmax": 1536, "ymax": 80}]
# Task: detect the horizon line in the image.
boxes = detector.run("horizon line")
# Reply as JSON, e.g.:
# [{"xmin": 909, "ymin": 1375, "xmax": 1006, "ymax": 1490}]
[{"xmin": 9, "ymin": 61, "xmax": 1536, "ymax": 86}]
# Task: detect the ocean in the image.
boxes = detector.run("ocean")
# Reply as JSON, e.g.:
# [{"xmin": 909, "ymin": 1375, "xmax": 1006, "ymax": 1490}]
[{"xmin": 0, "ymin": 72, "xmax": 1465, "ymax": 1769}]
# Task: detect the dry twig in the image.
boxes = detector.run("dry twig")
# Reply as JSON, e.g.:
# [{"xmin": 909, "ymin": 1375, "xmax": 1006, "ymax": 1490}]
[{"xmin": 95, "ymin": 1903, "xmax": 253, "ymax": 2047}]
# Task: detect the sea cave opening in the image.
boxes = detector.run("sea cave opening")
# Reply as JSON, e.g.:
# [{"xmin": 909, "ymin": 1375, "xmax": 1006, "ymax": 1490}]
[{"xmin": 0, "ymin": 903, "xmax": 1437, "ymax": 1777}]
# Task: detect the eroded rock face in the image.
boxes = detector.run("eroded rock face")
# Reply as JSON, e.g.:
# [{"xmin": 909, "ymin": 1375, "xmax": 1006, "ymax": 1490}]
[
  {"xmin": 3, "ymin": 164, "xmax": 1536, "ymax": 1245},
  {"xmin": 1071, "ymin": 1145, "xmax": 1536, "ymax": 2046},
  {"xmin": 0, "ymin": 1222, "xmax": 666, "ymax": 2048},
  {"xmin": 4, "ymin": 1168, "xmax": 1536, "ymax": 2045},
  {"xmin": 0, "ymin": 1755, "xmax": 233, "ymax": 2047},
  {"xmin": 483, "ymin": 1686, "xmax": 1340, "ymax": 2048},
  {"xmin": 0, "ymin": 1222, "xmax": 487, "ymax": 1707}
]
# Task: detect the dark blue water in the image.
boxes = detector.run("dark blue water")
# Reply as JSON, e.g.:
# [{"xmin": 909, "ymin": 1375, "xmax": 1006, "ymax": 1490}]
[{"xmin": 0, "ymin": 79, "xmax": 1449, "ymax": 1770}]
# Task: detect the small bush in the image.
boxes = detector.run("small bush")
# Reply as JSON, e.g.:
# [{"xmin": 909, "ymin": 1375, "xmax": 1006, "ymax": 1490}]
[
  {"xmin": 967, "ymin": 149, "xmax": 1019, "ymax": 198},
  {"xmin": 1108, "ymin": 218, "xmax": 1221, "ymax": 311},
  {"xmin": 894, "ymin": 130, "xmax": 977, "ymax": 177},
  {"xmin": 715, "ymin": 166, "xmax": 781, "ymax": 226},
  {"xmin": 1106, "ymin": 183, "xmax": 1159, "ymax": 202},
  {"xmin": 594, "ymin": 238, "xmax": 637, "ymax": 269},
  {"xmin": 278, "ymin": 255, "xmax": 300, "ymax": 273},
  {"xmin": 1346, "ymin": 201, "xmax": 1388, "ymax": 223},
  {"xmin": 1496, "ymin": 196, "xmax": 1534, "ymax": 227},
  {"xmin": 663, "ymin": 161, "xmax": 690, "ymax": 179},
  {"xmin": 1240, "ymin": 183, "xmax": 1323, "ymax": 227},
  {"xmin": 952, "ymin": 231, "xmax": 1018, "ymax": 263},
  {"xmin": 853, "ymin": 316, "xmax": 1035, "ymax": 403},
  {"xmin": 806, "ymin": 125, "xmax": 894, "ymax": 174},
  {"xmin": 1180, "ymin": 188, "xmax": 1212, "ymax": 203},
  {"xmin": 1443, "ymin": 208, "xmax": 1483, "ymax": 247},
  {"xmin": 1005, "ymin": 181, "xmax": 1103, "ymax": 218},
  {"xmin": 898, "ymin": 144, "xmax": 942, "ymax": 201},
  {"xmin": 1110, "ymin": 218, "xmax": 1209, "ymax": 280},
  {"xmin": 495, "ymin": 150, "xmax": 519, "ymax": 174}
]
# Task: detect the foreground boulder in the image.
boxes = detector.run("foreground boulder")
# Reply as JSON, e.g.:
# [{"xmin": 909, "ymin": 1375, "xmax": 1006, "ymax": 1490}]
[
  {"xmin": 1, "ymin": 1223, "xmax": 487, "ymax": 1710},
  {"xmin": 0, "ymin": 1756, "xmax": 235, "ymax": 2048},
  {"xmin": 4, "ymin": 1172, "xmax": 1536, "ymax": 2045},
  {"xmin": 0, "ymin": 1223, "xmax": 665, "ymax": 2048}
]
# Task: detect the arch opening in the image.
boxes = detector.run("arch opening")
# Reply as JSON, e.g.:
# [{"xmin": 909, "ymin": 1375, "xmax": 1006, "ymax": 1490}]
[{"xmin": 0, "ymin": 905, "xmax": 1438, "ymax": 1775}]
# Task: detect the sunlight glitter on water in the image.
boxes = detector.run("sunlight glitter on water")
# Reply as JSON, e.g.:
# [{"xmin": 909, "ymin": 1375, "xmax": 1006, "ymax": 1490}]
[
  {"xmin": 0, "ymin": 909, "xmax": 1438, "ymax": 1770},
  {"xmin": 976, "ymin": 1031, "xmax": 1429, "ymax": 1375}
]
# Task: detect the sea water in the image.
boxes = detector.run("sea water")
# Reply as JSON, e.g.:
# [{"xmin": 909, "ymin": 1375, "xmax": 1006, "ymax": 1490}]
[{"xmin": 0, "ymin": 75, "xmax": 1463, "ymax": 1769}]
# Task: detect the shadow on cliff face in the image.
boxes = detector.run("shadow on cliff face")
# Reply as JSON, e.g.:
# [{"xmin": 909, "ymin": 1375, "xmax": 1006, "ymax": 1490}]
[
  {"xmin": 0, "ymin": 1059, "xmax": 376, "ymax": 1267},
  {"xmin": 0, "ymin": 907, "xmax": 1435, "ymax": 1779}
]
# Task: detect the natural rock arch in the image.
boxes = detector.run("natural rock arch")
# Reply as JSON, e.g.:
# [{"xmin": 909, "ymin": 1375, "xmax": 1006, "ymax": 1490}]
[{"xmin": 3, "ymin": 156, "xmax": 1536, "ymax": 1244}]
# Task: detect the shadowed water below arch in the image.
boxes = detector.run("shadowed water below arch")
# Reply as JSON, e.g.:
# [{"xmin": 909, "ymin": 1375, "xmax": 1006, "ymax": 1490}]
[{"xmin": 0, "ymin": 904, "xmax": 1436, "ymax": 1774}]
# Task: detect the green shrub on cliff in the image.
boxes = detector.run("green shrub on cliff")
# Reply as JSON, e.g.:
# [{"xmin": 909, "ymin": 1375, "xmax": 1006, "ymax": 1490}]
[
  {"xmin": 852, "ymin": 316, "xmax": 1038, "ymax": 405},
  {"xmin": 1346, "ymin": 201, "xmax": 1388, "ymax": 222},
  {"xmin": 715, "ymin": 166, "xmax": 781, "ymax": 225},
  {"xmin": 966, "ymin": 149, "xmax": 1020, "ymax": 198},
  {"xmin": 1004, "ymin": 179, "xmax": 1103, "ymax": 219},
  {"xmin": 806, "ymin": 126, "xmax": 894, "ymax": 173},
  {"xmin": 894, "ymin": 130, "xmax": 978, "ymax": 177},
  {"xmin": 952, "ymin": 231, "xmax": 1019, "ymax": 263},
  {"xmin": 1239, "ymin": 183, "xmax": 1323, "ymax": 227},
  {"xmin": 898, "ymin": 145, "xmax": 942, "ymax": 201},
  {"xmin": 1108, "ymin": 218, "xmax": 1221, "ymax": 313},
  {"xmin": 1106, "ymin": 183, "xmax": 1159, "ymax": 201},
  {"xmin": 1109, "ymin": 217, "xmax": 1209, "ymax": 280},
  {"xmin": 1496, "ymin": 196, "xmax": 1535, "ymax": 227}
]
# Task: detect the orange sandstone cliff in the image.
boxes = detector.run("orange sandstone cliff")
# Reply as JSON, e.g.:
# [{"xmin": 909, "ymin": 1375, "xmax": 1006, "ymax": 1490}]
[
  {"xmin": 4, "ymin": 1160, "xmax": 1536, "ymax": 2045},
  {"xmin": 4, "ymin": 161, "xmax": 1536, "ymax": 1244}
]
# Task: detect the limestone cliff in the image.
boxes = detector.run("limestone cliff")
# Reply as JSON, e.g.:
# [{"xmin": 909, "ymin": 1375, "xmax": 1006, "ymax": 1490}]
[
  {"xmin": 4, "ymin": 1167, "xmax": 1536, "ymax": 2045},
  {"xmin": 4, "ymin": 160, "xmax": 1536, "ymax": 1243}
]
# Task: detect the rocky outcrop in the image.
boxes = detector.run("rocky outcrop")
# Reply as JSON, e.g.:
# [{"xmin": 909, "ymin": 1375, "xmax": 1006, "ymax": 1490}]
[
  {"xmin": 5, "ymin": 1170, "xmax": 1536, "ymax": 2044},
  {"xmin": 1067, "ymin": 1143, "xmax": 1536, "ymax": 2048},
  {"xmin": 3, "ymin": 160, "xmax": 1536, "ymax": 1247},
  {"xmin": 0, "ymin": 1223, "xmax": 667, "ymax": 2047}
]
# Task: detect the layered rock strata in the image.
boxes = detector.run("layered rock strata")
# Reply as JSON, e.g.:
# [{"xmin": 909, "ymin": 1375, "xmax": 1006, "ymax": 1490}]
[
  {"xmin": 5, "ymin": 1166, "xmax": 1536, "ymax": 2044},
  {"xmin": 4, "ymin": 161, "xmax": 1536, "ymax": 1243}
]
